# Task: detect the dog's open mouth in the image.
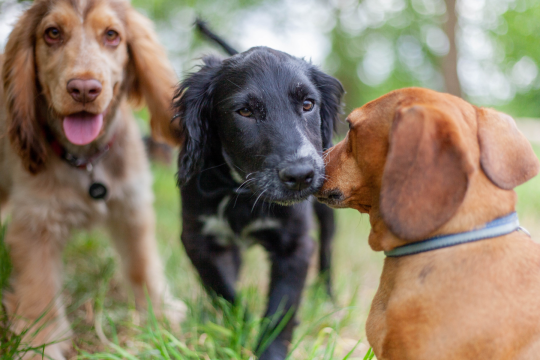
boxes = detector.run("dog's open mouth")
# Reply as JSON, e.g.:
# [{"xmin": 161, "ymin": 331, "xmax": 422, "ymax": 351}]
[{"xmin": 63, "ymin": 111, "xmax": 104, "ymax": 145}]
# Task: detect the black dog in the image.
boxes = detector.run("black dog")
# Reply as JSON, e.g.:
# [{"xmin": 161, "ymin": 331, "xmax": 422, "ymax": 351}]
[{"xmin": 173, "ymin": 22, "xmax": 344, "ymax": 360}]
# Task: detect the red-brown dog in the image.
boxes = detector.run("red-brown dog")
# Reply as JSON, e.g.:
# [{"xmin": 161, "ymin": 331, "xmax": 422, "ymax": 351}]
[{"xmin": 317, "ymin": 87, "xmax": 540, "ymax": 359}]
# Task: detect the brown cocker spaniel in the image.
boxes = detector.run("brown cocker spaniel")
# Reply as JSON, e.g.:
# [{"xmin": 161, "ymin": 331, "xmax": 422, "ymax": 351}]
[{"xmin": 0, "ymin": 0, "xmax": 183, "ymax": 358}]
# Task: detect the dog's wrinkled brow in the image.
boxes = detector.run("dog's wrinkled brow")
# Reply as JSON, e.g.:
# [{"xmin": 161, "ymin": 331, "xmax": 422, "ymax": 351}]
[
  {"xmin": 290, "ymin": 82, "xmax": 318, "ymax": 101},
  {"xmin": 227, "ymin": 93, "xmax": 262, "ymax": 108},
  {"xmin": 66, "ymin": 0, "xmax": 96, "ymax": 16},
  {"xmin": 63, "ymin": 0, "xmax": 124, "ymax": 22}
]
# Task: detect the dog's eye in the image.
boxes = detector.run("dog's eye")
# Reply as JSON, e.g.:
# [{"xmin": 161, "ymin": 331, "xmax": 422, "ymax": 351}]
[
  {"xmin": 44, "ymin": 27, "xmax": 62, "ymax": 43},
  {"xmin": 303, "ymin": 100, "xmax": 314, "ymax": 112},
  {"xmin": 104, "ymin": 29, "xmax": 120, "ymax": 46},
  {"xmin": 238, "ymin": 108, "xmax": 253, "ymax": 117}
]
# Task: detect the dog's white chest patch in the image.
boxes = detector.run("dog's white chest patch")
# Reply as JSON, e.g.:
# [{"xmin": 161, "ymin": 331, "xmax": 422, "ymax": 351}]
[{"xmin": 199, "ymin": 196, "xmax": 281, "ymax": 247}]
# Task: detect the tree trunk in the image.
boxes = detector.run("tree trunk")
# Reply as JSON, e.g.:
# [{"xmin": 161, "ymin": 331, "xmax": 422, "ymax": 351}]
[{"xmin": 443, "ymin": 0, "xmax": 461, "ymax": 97}]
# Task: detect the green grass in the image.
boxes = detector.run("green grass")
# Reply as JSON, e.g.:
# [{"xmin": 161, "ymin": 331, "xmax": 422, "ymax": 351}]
[
  {"xmin": 0, "ymin": 163, "xmax": 377, "ymax": 360},
  {"xmin": 1, "ymin": 226, "xmax": 65, "ymax": 360},
  {"xmin": 3, "ymin": 144, "xmax": 540, "ymax": 359}
]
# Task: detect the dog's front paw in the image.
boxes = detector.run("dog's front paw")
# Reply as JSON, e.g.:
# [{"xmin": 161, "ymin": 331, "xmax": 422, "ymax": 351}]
[
  {"xmin": 5, "ymin": 292, "xmax": 73, "ymax": 360},
  {"xmin": 20, "ymin": 340, "xmax": 70, "ymax": 360},
  {"xmin": 161, "ymin": 296, "xmax": 188, "ymax": 329},
  {"xmin": 258, "ymin": 342, "xmax": 289, "ymax": 360}
]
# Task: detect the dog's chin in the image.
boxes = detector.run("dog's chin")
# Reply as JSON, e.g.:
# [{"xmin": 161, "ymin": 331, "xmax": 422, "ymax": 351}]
[
  {"xmin": 314, "ymin": 187, "xmax": 347, "ymax": 208},
  {"xmin": 257, "ymin": 186, "xmax": 319, "ymax": 206},
  {"xmin": 271, "ymin": 196, "xmax": 310, "ymax": 206},
  {"xmin": 316, "ymin": 195, "xmax": 371, "ymax": 212},
  {"xmin": 315, "ymin": 196, "xmax": 344, "ymax": 209}
]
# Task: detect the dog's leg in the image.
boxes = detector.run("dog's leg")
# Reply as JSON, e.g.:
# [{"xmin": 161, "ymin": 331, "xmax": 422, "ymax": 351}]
[
  {"xmin": 107, "ymin": 194, "xmax": 186, "ymax": 327},
  {"xmin": 313, "ymin": 201, "xmax": 335, "ymax": 297},
  {"xmin": 257, "ymin": 234, "xmax": 314, "ymax": 360},
  {"xmin": 3, "ymin": 214, "xmax": 72, "ymax": 360},
  {"xmin": 181, "ymin": 233, "xmax": 241, "ymax": 303}
]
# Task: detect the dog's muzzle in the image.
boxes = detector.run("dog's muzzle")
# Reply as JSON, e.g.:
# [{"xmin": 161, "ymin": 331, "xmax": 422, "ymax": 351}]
[{"xmin": 315, "ymin": 188, "xmax": 344, "ymax": 206}]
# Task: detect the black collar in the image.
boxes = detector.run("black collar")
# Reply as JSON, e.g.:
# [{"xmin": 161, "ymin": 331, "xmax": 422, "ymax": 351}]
[{"xmin": 47, "ymin": 130, "xmax": 114, "ymax": 171}]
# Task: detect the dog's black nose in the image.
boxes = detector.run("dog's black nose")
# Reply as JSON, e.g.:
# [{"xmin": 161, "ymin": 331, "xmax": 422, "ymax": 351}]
[{"xmin": 279, "ymin": 164, "xmax": 315, "ymax": 191}]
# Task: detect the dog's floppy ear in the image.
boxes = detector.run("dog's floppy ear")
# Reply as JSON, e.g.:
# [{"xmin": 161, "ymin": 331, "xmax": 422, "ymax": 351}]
[
  {"xmin": 380, "ymin": 105, "xmax": 474, "ymax": 240},
  {"xmin": 477, "ymin": 108, "xmax": 539, "ymax": 190},
  {"xmin": 125, "ymin": 7, "xmax": 179, "ymax": 145},
  {"xmin": 310, "ymin": 68, "xmax": 344, "ymax": 150},
  {"xmin": 2, "ymin": 3, "xmax": 49, "ymax": 174},
  {"xmin": 173, "ymin": 56, "xmax": 222, "ymax": 186}
]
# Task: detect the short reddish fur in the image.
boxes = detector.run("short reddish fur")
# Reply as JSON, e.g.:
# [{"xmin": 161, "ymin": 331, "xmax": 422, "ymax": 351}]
[{"xmin": 318, "ymin": 87, "xmax": 540, "ymax": 360}]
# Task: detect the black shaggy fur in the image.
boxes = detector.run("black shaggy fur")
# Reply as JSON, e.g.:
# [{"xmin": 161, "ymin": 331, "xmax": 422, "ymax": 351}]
[{"xmin": 173, "ymin": 26, "xmax": 344, "ymax": 360}]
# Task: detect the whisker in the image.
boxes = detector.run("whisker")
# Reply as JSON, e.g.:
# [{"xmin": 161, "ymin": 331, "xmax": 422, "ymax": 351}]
[
  {"xmin": 227, "ymin": 79, "xmax": 241, "ymax": 89},
  {"xmin": 230, "ymin": 163, "xmax": 247, "ymax": 174},
  {"xmin": 237, "ymin": 178, "xmax": 256, "ymax": 191},
  {"xmin": 322, "ymin": 174, "xmax": 333, "ymax": 181},
  {"xmin": 252, "ymin": 189, "xmax": 267, "ymax": 212},
  {"xmin": 199, "ymin": 163, "xmax": 227, "ymax": 173},
  {"xmin": 233, "ymin": 171, "xmax": 261, "ymax": 206},
  {"xmin": 215, "ymin": 95, "xmax": 238, "ymax": 106},
  {"xmin": 322, "ymin": 146, "xmax": 336, "ymax": 160}
]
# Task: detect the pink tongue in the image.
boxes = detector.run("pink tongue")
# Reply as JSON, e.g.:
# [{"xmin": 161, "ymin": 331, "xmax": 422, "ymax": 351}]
[{"xmin": 63, "ymin": 113, "xmax": 104, "ymax": 145}]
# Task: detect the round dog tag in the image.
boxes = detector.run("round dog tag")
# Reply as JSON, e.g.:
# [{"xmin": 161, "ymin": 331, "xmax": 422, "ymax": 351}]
[{"xmin": 89, "ymin": 182, "xmax": 108, "ymax": 200}]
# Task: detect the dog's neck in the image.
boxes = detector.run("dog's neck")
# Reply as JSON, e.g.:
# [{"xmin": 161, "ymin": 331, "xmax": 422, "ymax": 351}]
[
  {"xmin": 195, "ymin": 150, "xmax": 252, "ymax": 199},
  {"xmin": 368, "ymin": 170, "xmax": 518, "ymax": 252}
]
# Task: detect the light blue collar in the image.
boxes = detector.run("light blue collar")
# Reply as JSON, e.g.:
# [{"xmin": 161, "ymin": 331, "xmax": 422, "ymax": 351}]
[{"xmin": 384, "ymin": 212, "xmax": 526, "ymax": 257}]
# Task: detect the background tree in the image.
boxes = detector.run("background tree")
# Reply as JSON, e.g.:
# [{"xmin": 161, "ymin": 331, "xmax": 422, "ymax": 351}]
[
  {"xmin": 1, "ymin": 0, "xmax": 539, "ymax": 128},
  {"xmin": 443, "ymin": 0, "xmax": 460, "ymax": 97}
]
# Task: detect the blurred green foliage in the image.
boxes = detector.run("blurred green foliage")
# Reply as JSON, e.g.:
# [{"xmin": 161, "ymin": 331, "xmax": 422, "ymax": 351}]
[
  {"xmin": 328, "ymin": 0, "xmax": 449, "ymax": 116},
  {"xmin": 125, "ymin": 0, "xmax": 540, "ymax": 127},
  {"xmin": 496, "ymin": 0, "xmax": 540, "ymax": 116},
  {"xmin": 3, "ymin": 0, "xmax": 539, "ymax": 121}
]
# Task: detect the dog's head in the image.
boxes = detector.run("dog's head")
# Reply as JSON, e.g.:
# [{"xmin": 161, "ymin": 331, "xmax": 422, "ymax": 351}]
[
  {"xmin": 2, "ymin": 0, "xmax": 177, "ymax": 174},
  {"xmin": 173, "ymin": 47, "xmax": 344, "ymax": 205},
  {"xmin": 317, "ymin": 87, "xmax": 539, "ymax": 250}
]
